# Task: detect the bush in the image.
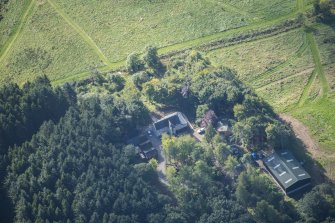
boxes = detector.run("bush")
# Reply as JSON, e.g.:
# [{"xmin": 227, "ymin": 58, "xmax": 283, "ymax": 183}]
[
  {"xmin": 126, "ymin": 53, "xmax": 143, "ymax": 74},
  {"xmin": 313, "ymin": 0, "xmax": 335, "ymax": 22},
  {"xmin": 107, "ymin": 73, "xmax": 126, "ymax": 92},
  {"xmin": 143, "ymin": 45, "xmax": 161, "ymax": 70},
  {"xmin": 132, "ymin": 71, "xmax": 151, "ymax": 89}
]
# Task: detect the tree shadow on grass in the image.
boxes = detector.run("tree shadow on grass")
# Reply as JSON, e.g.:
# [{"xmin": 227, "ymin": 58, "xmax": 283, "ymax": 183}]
[{"xmin": 288, "ymin": 135, "xmax": 330, "ymax": 199}]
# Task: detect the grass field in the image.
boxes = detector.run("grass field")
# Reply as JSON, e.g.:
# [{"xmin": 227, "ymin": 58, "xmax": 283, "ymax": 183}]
[
  {"xmin": 53, "ymin": 0, "xmax": 296, "ymax": 61},
  {"xmin": 225, "ymin": 0, "xmax": 296, "ymax": 20},
  {"xmin": 0, "ymin": 0, "xmax": 297, "ymax": 84},
  {"xmin": 0, "ymin": 0, "xmax": 28, "ymax": 49},
  {"xmin": 0, "ymin": 1, "xmax": 103, "ymax": 84},
  {"xmin": 290, "ymin": 97, "xmax": 335, "ymax": 180},
  {"xmin": 207, "ymin": 29, "xmax": 307, "ymax": 82},
  {"xmin": 206, "ymin": 28, "xmax": 315, "ymax": 110}
]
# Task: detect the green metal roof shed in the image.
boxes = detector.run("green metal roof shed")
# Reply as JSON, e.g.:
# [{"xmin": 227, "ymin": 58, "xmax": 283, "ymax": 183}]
[{"xmin": 263, "ymin": 150, "xmax": 311, "ymax": 195}]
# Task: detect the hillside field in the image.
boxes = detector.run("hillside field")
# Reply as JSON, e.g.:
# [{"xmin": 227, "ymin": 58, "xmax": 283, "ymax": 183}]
[{"xmin": 0, "ymin": 0, "xmax": 297, "ymax": 84}]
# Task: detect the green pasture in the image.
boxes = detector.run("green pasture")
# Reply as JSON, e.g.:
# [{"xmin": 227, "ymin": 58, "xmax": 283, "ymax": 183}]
[
  {"xmin": 0, "ymin": 0, "xmax": 298, "ymax": 84},
  {"xmin": 0, "ymin": 1, "xmax": 103, "ymax": 84}
]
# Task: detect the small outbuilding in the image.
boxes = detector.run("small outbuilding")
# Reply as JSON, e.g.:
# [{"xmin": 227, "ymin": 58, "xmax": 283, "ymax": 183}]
[
  {"xmin": 128, "ymin": 135, "xmax": 157, "ymax": 159},
  {"xmin": 140, "ymin": 148, "xmax": 158, "ymax": 160},
  {"xmin": 263, "ymin": 150, "xmax": 311, "ymax": 195},
  {"xmin": 217, "ymin": 121, "xmax": 232, "ymax": 137}
]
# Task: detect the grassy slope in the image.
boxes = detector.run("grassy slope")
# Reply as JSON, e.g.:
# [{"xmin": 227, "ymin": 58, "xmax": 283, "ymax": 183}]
[
  {"xmin": 0, "ymin": 0, "xmax": 29, "ymax": 47},
  {"xmin": 0, "ymin": 0, "xmax": 35, "ymax": 64},
  {"xmin": 207, "ymin": 29, "xmax": 306, "ymax": 82},
  {"xmin": 290, "ymin": 96, "xmax": 335, "ymax": 180},
  {"xmin": 46, "ymin": 0, "xmax": 112, "ymax": 67},
  {"xmin": 0, "ymin": 1, "xmax": 103, "ymax": 84},
  {"xmin": 207, "ymin": 28, "xmax": 315, "ymax": 109},
  {"xmin": 290, "ymin": 25, "xmax": 335, "ymax": 154},
  {"xmin": 0, "ymin": 0, "xmax": 297, "ymax": 84},
  {"xmin": 53, "ymin": 0, "xmax": 273, "ymax": 61}
]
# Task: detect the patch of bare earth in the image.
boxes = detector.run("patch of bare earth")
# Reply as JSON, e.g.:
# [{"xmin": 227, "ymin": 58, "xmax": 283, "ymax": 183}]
[
  {"xmin": 280, "ymin": 114, "xmax": 327, "ymax": 183},
  {"xmin": 280, "ymin": 114, "xmax": 320, "ymax": 157}
]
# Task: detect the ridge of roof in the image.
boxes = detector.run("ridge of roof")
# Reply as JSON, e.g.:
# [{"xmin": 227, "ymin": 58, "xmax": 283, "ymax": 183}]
[{"xmin": 263, "ymin": 150, "xmax": 310, "ymax": 190}]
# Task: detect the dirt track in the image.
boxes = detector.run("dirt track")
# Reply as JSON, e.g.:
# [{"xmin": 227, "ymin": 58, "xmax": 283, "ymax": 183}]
[
  {"xmin": 280, "ymin": 114, "xmax": 331, "ymax": 183},
  {"xmin": 280, "ymin": 114, "xmax": 320, "ymax": 158}
]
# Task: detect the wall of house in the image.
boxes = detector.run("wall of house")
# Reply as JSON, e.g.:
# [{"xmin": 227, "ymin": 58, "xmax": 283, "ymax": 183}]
[
  {"xmin": 155, "ymin": 123, "xmax": 188, "ymax": 136},
  {"xmin": 155, "ymin": 127, "xmax": 169, "ymax": 136}
]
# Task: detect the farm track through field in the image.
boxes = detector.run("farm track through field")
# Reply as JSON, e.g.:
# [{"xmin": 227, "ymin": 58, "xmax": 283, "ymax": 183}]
[
  {"xmin": 297, "ymin": 0, "xmax": 305, "ymax": 12},
  {"xmin": 297, "ymin": 69, "xmax": 318, "ymax": 106},
  {"xmin": 250, "ymin": 33, "xmax": 309, "ymax": 85},
  {"xmin": 47, "ymin": 0, "xmax": 112, "ymax": 67},
  {"xmin": 53, "ymin": 21, "xmax": 305, "ymax": 84},
  {"xmin": 256, "ymin": 67, "xmax": 314, "ymax": 91},
  {"xmin": 1, "ymin": 0, "xmax": 308, "ymax": 85},
  {"xmin": 0, "ymin": 0, "xmax": 36, "ymax": 65},
  {"xmin": 297, "ymin": 22, "xmax": 334, "ymax": 105},
  {"xmin": 53, "ymin": 24, "xmax": 304, "ymax": 85},
  {"xmin": 306, "ymin": 32, "xmax": 330, "ymax": 97},
  {"xmin": 215, "ymin": 1, "xmax": 258, "ymax": 22}
]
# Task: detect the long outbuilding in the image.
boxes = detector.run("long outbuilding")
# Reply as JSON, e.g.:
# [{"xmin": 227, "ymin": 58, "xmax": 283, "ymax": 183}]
[{"xmin": 263, "ymin": 150, "xmax": 311, "ymax": 195}]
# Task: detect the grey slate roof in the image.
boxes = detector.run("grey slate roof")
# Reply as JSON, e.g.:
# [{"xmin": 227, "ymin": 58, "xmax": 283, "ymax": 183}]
[
  {"xmin": 263, "ymin": 150, "xmax": 311, "ymax": 192},
  {"xmin": 217, "ymin": 125, "xmax": 229, "ymax": 132},
  {"xmin": 154, "ymin": 112, "xmax": 187, "ymax": 131},
  {"xmin": 143, "ymin": 148, "xmax": 158, "ymax": 159}
]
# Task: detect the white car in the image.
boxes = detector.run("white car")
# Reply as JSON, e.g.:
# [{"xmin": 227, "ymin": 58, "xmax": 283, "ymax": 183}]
[{"xmin": 197, "ymin": 128, "xmax": 205, "ymax": 134}]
